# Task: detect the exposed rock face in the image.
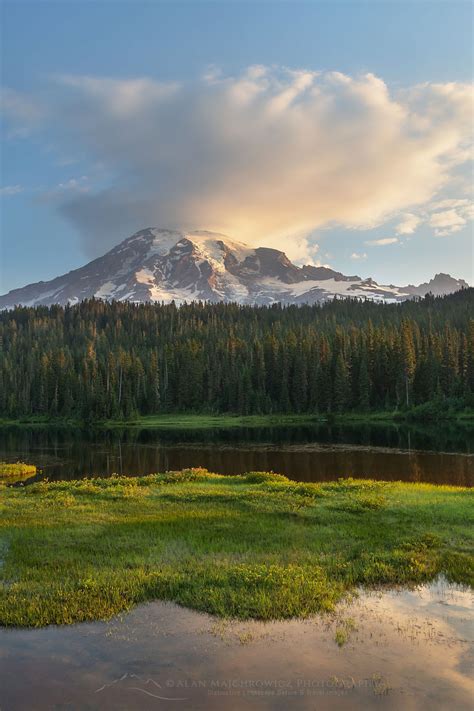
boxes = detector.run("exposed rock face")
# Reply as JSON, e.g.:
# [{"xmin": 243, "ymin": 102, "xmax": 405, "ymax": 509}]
[
  {"xmin": 402, "ymin": 273, "xmax": 470, "ymax": 298},
  {"xmin": 0, "ymin": 228, "xmax": 469, "ymax": 309}
]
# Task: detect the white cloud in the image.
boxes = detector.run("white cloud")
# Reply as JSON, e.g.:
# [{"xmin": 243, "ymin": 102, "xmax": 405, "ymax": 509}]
[
  {"xmin": 428, "ymin": 199, "xmax": 473, "ymax": 236},
  {"xmin": 390, "ymin": 195, "xmax": 473, "ymax": 239},
  {"xmin": 364, "ymin": 237, "xmax": 399, "ymax": 246},
  {"xmin": 2, "ymin": 67, "xmax": 473, "ymax": 259},
  {"xmin": 0, "ymin": 185, "xmax": 23, "ymax": 196},
  {"xmin": 350, "ymin": 252, "xmax": 367, "ymax": 260},
  {"xmin": 429, "ymin": 209, "xmax": 466, "ymax": 228},
  {"xmin": 429, "ymin": 208, "xmax": 467, "ymax": 236},
  {"xmin": 430, "ymin": 198, "xmax": 470, "ymax": 210},
  {"xmin": 396, "ymin": 213, "xmax": 422, "ymax": 235}
]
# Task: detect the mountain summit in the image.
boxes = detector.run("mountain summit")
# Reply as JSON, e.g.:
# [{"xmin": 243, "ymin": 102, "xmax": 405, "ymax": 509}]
[{"xmin": 0, "ymin": 228, "xmax": 468, "ymax": 309}]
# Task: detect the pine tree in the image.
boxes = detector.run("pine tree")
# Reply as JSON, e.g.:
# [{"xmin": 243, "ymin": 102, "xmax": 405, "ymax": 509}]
[{"xmin": 333, "ymin": 352, "xmax": 351, "ymax": 413}]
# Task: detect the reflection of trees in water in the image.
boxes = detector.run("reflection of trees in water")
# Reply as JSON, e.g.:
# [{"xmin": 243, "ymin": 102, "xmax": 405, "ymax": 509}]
[
  {"xmin": 411, "ymin": 456, "xmax": 422, "ymax": 483},
  {"xmin": 0, "ymin": 424, "xmax": 472, "ymax": 486},
  {"xmin": 33, "ymin": 422, "xmax": 469, "ymax": 453}
]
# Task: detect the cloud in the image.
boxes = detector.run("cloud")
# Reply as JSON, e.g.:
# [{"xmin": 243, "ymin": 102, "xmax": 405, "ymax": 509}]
[
  {"xmin": 431, "ymin": 198, "xmax": 471, "ymax": 210},
  {"xmin": 2, "ymin": 67, "xmax": 473, "ymax": 259},
  {"xmin": 364, "ymin": 237, "xmax": 399, "ymax": 246},
  {"xmin": 429, "ymin": 208, "xmax": 467, "ymax": 236},
  {"xmin": 395, "ymin": 213, "xmax": 422, "ymax": 235},
  {"xmin": 390, "ymin": 195, "xmax": 473, "ymax": 238},
  {"xmin": 428, "ymin": 202, "xmax": 474, "ymax": 236},
  {"xmin": 350, "ymin": 252, "xmax": 367, "ymax": 260},
  {"xmin": 0, "ymin": 185, "xmax": 23, "ymax": 196}
]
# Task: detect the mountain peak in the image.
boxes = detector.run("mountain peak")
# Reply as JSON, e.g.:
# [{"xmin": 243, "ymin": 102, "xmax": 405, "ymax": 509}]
[
  {"xmin": 403, "ymin": 272, "xmax": 469, "ymax": 297},
  {"xmin": 0, "ymin": 228, "xmax": 468, "ymax": 309}
]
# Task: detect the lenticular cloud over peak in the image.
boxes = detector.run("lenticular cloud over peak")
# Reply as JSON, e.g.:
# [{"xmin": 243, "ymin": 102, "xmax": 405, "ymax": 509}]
[{"xmin": 9, "ymin": 66, "xmax": 473, "ymax": 260}]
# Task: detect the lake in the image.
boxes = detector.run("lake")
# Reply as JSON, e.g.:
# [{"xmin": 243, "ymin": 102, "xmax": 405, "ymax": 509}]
[
  {"xmin": 1, "ymin": 577, "xmax": 472, "ymax": 710},
  {"xmin": 1, "ymin": 425, "xmax": 473, "ymax": 710},
  {"xmin": 0, "ymin": 421, "xmax": 473, "ymax": 486}
]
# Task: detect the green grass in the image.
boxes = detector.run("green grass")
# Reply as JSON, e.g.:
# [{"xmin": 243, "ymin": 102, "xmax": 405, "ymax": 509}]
[
  {"xmin": 1, "ymin": 408, "xmax": 472, "ymax": 430},
  {"xmin": 104, "ymin": 410, "xmax": 474, "ymax": 428},
  {"xmin": 0, "ymin": 469, "xmax": 472, "ymax": 627},
  {"xmin": 334, "ymin": 617, "xmax": 357, "ymax": 647},
  {"xmin": 0, "ymin": 461, "xmax": 37, "ymax": 482}
]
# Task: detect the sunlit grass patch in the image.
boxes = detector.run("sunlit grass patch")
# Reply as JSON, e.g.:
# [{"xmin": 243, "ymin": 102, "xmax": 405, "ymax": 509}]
[
  {"xmin": 334, "ymin": 617, "xmax": 357, "ymax": 647},
  {"xmin": 0, "ymin": 461, "xmax": 37, "ymax": 483},
  {"xmin": 0, "ymin": 470, "xmax": 472, "ymax": 627}
]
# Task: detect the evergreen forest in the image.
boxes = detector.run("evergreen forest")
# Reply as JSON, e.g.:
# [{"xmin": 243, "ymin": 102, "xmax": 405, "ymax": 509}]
[{"xmin": 0, "ymin": 289, "xmax": 473, "ymax": 421}]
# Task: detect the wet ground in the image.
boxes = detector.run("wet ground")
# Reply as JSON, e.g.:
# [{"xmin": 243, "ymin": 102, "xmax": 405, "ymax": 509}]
[{"xmin": 0, "ymin": 577, "xmax": 472, "ymax": 710}]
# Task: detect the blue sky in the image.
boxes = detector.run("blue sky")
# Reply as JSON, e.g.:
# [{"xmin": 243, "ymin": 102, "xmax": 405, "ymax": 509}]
[{"xmin": 1, "ymin": 0, "xmax": 473, "ymax": 292}]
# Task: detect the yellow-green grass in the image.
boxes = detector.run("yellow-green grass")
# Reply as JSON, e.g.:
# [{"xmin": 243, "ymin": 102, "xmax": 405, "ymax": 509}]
[
  {"xmin": 0, "ymin": 462, "xmax": 36, "ymax": 482},
  {"xmin": 0, "ymin": 469, "xmax": 472, "ymax": 627}
]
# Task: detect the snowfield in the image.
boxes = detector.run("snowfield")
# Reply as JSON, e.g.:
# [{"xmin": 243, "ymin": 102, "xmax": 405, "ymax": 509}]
[{"xmin": 0, "ymin": 228, "xmax": 468, "ymax": 309}]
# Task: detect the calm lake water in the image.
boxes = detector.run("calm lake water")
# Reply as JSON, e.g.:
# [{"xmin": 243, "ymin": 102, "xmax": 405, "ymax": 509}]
[
  {"xmin": 0, "ymin": 422, "xmax": 473, "ymax": 486},
  {"xmin": 1, "ymin": 577, "xmax": 472, "ymax": 710},
  {"xmin": 1, "ymin": 427, "xmax": 473, "ymax": 710}
]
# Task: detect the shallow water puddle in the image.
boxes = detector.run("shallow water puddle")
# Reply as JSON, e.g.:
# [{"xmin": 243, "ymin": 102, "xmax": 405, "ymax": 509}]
[{"xmin": 0, "ymin": 578, "xmax": 472, "ymax": 710}]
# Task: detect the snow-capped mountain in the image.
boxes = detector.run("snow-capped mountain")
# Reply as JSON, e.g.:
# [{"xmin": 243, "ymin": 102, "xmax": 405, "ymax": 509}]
[{"xmin": 0, "ymin": 228, "xmax": 469, "ymax": 309}]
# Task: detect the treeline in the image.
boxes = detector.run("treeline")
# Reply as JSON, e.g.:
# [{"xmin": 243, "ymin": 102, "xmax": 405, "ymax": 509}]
[{"xmin": 0, "ymin": 289, "xmax": 473, "ymax": 420}]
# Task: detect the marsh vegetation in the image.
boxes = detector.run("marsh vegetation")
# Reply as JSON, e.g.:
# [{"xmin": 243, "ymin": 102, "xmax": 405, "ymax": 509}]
[
  {"xmin": 0, "ymin": 461, "xmax": 36, "ymax": 482},
  {"xmin": 0, "ymin": 468, "xmax": 472, "ymax": 627}
]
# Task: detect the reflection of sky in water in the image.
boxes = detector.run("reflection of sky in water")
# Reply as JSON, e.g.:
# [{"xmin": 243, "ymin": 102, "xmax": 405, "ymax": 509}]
[{"xmin": 1, "ymin": 577, "xmax": 472, "ymax": 710}]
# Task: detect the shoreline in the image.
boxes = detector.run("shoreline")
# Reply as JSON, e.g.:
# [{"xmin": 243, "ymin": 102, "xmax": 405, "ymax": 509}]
[
  {"xmin": 1, "ymin": 469, "xmax": 472, "ymax": 628},
  {"xmin": 0, "ymin": 409, "xmax": 473, "ymax": 430}
]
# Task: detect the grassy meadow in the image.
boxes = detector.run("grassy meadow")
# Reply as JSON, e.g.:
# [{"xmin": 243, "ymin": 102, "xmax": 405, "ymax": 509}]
[{"xmin": 0, "ymin": 467, "xmax": 472, "ymax": 627}]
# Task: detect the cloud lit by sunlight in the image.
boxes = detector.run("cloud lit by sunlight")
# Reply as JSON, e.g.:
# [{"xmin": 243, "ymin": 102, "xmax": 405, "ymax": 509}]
[{"xmin": 2, "ymin": 67, "xmax": 473, "ymax": 261}]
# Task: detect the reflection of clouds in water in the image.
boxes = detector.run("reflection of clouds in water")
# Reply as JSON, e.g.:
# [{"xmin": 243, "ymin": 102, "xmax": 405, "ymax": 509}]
[
  {"xmin": 344, "ymin": 581, "xmax": 474, "ymax": 707},
  {"xmin": 366, "ymin": 576, "xmax": 474, "ymax": 643},
  {"xmin": 0, "ymin": 579, "xmax": 472, "ymax": 710}
]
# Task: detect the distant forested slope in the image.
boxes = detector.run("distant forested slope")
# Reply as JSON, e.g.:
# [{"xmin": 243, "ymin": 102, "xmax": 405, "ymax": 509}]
[{"xmin": 0, "ymin": 289, "xmax": 473, "ymax": 420}]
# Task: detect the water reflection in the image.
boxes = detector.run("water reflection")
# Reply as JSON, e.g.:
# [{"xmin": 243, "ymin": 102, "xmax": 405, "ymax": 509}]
[
  {"xmin": 0, "ymin": 423, "xmax": 473, "ymax": 486},
  {"xmin": 0, "ymin": 578, "xmax": 472, "ymax": 710}
]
